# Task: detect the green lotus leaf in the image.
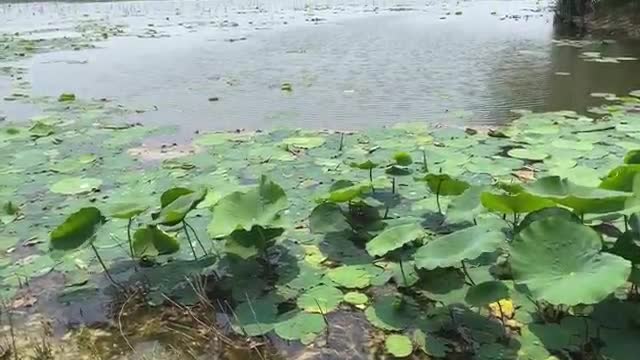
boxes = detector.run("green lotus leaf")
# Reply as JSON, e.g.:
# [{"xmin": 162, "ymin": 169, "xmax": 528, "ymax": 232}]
[
  {"xmin": 525, "ymin": 176, "xmax": 630, "ymax": 214},
  {"xmin": 419, "ymin": 174, "xmax": 470, "ymax": 196},
  {"xmin": 507, "ymin": 147, "xmax": 548, "ymax": 161},
  {"xmin": 517, "ymin": 207, "xmax": 581, "ymax": 233},
  {"xmin": 1, "ymin": 201, "xmax": 19, "ymax": 225},
  {"xmin": 133, "ymin": 225, "xmax": 180, "ymax": 257},
  {"xmin": 297, "ymin": 285, "xmax": 343, "ymax": 313},
  {"xmin": 393, "ymin": 151, "xmax": 413, "ymax": 166},
  {"xmin": 511, "ymin": 218, "xmax": 631, "ymax": 305},
  {"xmin": 224, "ymin": 227, "xmax": 283, "ymax": 259},
  {"xmin": 344, "ymin": 291, "xmax": 368, "ymax": 305},
  {"xmin": 29, "ymin": 121, "xmax": 54, "ymax": 138},
  {"xmin": 366, "ymin": 222, "xmax": 425, "ymax": 257},
  {"xmin": 108, "ymin": 202, "xmax": 148, "ymax": 219},
  {"xmin": 274, "ymin": 311, "xmax": 326, "ymax": 341},
  {"xmin": 282, "ymin": 136, "xmax": 325, "ymax": 149},
  {"xmin": 350, "ymin": 160, "xmax": 378, "ymax": 170},
  {"xmin": 480, "ymin": 191, "xmax": 555, "ymax": 214},
  {"xmin": 160, "ymin": 187, "xmax": 193, "ymax": 208},
  {"xmin": 364, "ymin": 295, "xmax": 418, "ymax": 331},
  {"xmin": 231, "ymin": 297, "xmax": 277, "ymax": 336},
  {"xmin": 599, "ymin": 165, "xmax": 640, "ymax": 192},
  {"xmin": 193, "ymin": 132, "xmax": 253, "ymax": 146},
  {"xmin": 413, "ymin": 329, "xmax": 448, "ymax": 357},
  {"xmin": 446, "ymin": 186, "xmax": 488, "ymax": 223},
  {"xmin": 209, "ymin": 176, "xmax": 287, "ymax": 237},
  {"xmin": 155, "ymin": 187, "xmax": 207, "ymax": 226},
  {"xmin": 414, "ymin": 225, "xmax": 505, "ymax": 270},
  {"xmin": 385, "ymin": 334, "xmax": 413, "ymax": 357},
  {"xmin": 385, "ymin": 165, "xmax": 412, "ymax": 176},
  {"xmin": 465, "ymin": 281, "xmax": 510, "ymax": 307},
  {"xmin": 327, "ymin": 265, "xmax": 371, "ymax": 289},
  {"xmin": 309, "ymin": 203, "xmax": 351, "ymax": 233},
  {"xmin": 50, "ymin": 154, "xmax": 96, "ymax": 173},
  {"xmin": 325, "ymin": 181, "xmax": 370, "ymax": 203},
  {"xmin": 50, "ymin": 177, "xmax": 102, "ymax": 195},
  {"xmin": 50, "ymin": 207, "xmax": 105, "ymax": 251},
  {"xmin": 58, "ymin": 93, "xmax": 76, "ymax": 102},
  {"xmin": 608, "ymin": 231, "xmax": 640, "ymax": 264},
  {"xmin": 624, "ymin": 150, "xmax": 640, "ymax": 164},
  {"xmin": 631, "ymin": 90, "xmax": 640, "ymax": 98}
]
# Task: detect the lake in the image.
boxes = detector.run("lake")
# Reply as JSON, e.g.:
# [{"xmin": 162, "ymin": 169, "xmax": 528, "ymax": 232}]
[{"xmin": 1, "ymin": 0, "xmax": 639, "ymax": 136}]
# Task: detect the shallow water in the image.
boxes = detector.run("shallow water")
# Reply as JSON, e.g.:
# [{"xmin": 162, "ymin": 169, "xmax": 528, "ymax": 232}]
[{"xmin": 1, "ymin": 0, "xmax": 640, "ymax": 135}]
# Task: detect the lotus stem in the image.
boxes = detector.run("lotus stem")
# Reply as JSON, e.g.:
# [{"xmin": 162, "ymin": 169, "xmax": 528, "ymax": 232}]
[
  {"xmin": 399, "ymin": 259, "xmax": 408, "ymax": 287},
  {"xmin": 182, "ymin": 221, "xmax": 198, "ymax": 260},
  {"xmin": 339, "ymin": 132, "xmax": 344, "ymax": 152},
  {"xmin": 435, "ymin": 180, "xmax": 443, "ymax": 214},
  {"xmin": 460, "ymin": 260, "xmax": 476, "ymax": 286},
  {"xmin": 369, "ymin": 168, "xmax": 374, "ymax": 192},
  {"xmin": 185, "ymin": 221, "xmax": 208, "ymax": 255},
  {"xmin": 625, "ymin": 215, "xmax": 629, "ymax": 232},
  {"xmin": 91, "ymin": 244, "xmax": 126, "ymax": 292},
  {"xmin": 422, "ymin": 150, "xmax": 428, "ymax": 172},
  {"xmin": 392, "ymin": 177, "xmax": 396, "ymax": 194}
]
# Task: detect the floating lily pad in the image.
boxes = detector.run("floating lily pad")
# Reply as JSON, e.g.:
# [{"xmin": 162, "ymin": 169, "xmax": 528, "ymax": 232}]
[
  {"xmin": 385, "ymin": 334, "xmax": 413, "ymax": 357},
  {"xmin": 50, "ymin": 177, "xmax": 102, "ymax": 195},
  {"xmin": 344, "ymin": 291, "xmax": 368, "ymax": 305},
  {"xmin": 231, "ymin": 297, "xmax": 277, "ymax": 336},
  {"xmin": 274, "ymin": 311, "xmax": 326, "ymax": 341},
  {"xmin": 297, "ymin": 285, "xmax": 343, "ymax": 313},
  {"xmin": 282, "ymin": 136, "xmax": 325, "ymax": 149},
  {"xmin": 365, "ymin": 295, "xmax": 418, "ymax": 331},
  {"xmin": 327, "ymin": 265, "xmax": 371, "ymax": 289},
  {"xmin": 507, "ymin": 148, "xmax": 548, "ymax": 161}
]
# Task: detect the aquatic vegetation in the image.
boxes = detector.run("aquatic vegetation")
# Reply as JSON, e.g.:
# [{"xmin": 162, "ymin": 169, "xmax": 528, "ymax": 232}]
[{"xmin": 2, "ymin": 90, "xmax": 640, "ymax": 358}]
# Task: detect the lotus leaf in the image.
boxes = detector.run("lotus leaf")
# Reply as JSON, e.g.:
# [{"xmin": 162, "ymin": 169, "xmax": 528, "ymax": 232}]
[
  {"xmin": 385, "ymin": 334, "xmax": 413, "ymax": 357},
  {"xmin": 208, "ymin": 176, "xmax": 287, "ymax": 237},
  {"xmin": 366, "ymin": 222, "xmax": 425, "ymax": 257},
  {"xmin": 414, "ymin": 225, "xmax": 506, "ymax": 270},
  {"xmin": 511, "ymin": 218, "xmax": 631, "ymax": 305},
  {"xmin": 50, "ymin": 207, "xmax": 105, "ymax": 251}
]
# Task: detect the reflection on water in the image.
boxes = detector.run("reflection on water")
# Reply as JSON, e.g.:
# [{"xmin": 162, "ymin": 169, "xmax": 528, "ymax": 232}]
[{"xmin": 0, "ymin": 0, "xmax": 640, "ymax": 135}]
